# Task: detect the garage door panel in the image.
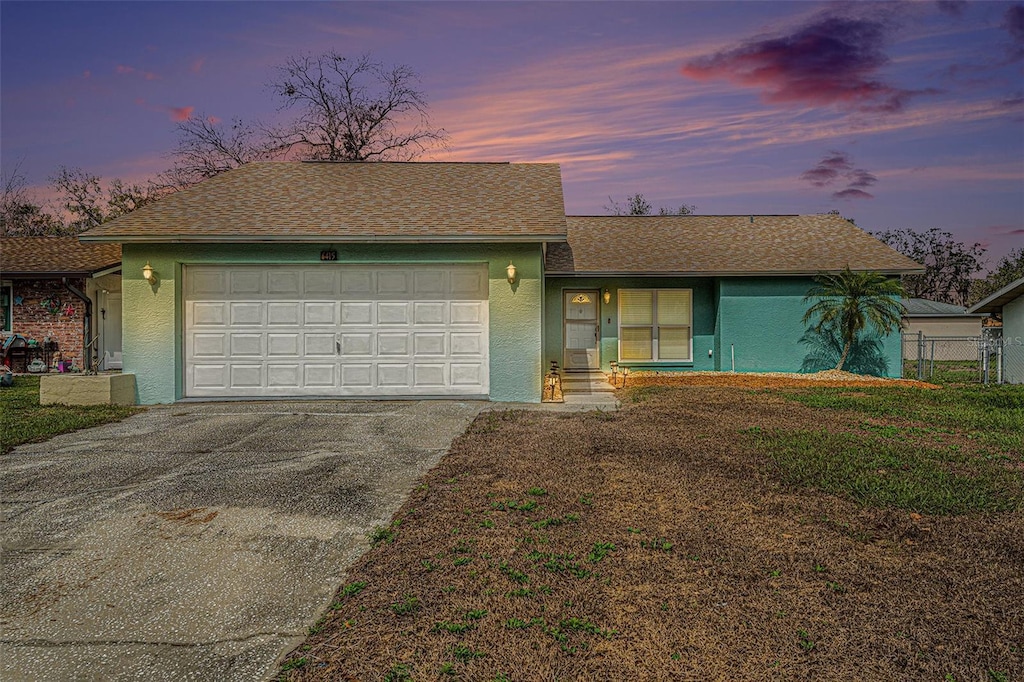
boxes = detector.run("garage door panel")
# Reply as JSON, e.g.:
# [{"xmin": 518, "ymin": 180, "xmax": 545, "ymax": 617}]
[
  {"xmin": 230, "ymin": 333, "xmax": 263, "ymax": 356},
  {"xmin": 229, "ymin": 270, "xmax": 262, "ymax": 295},
  {"xmin": 268, "ymin": 303, "xmax": 300, "ymax": 325},
  {"xmin": 304, "ymin": 271, "xmax": 337, "ymax": 295},
  {"xmin": 230, "ymin": 302, "xmax": 262, "ymax": 325},
  {"xmin": 304, "ymin": 333, "xmax": 336, "ymax": 356},
  {"xmin": 303, "ymin": 301, "xmax": 336, "ymax": 325},
  {"xmin": 340, "ymin": 333, "xmax": 372, "ymax": 356},
  {"xmin": 193, "ymin": 333, "xmax": 226, "ymax": 357},
  {"xmin": 414, "ymin": 364, "xmax": 446, "ymax": 387},
  {"xmin": 193, "ymin": 302, "xmax": 227, "ymax": 326},
  {"xmin": 267, "ymin": 364, "xmax": 301, "ymax": 387},
  {"xmin": 377, "ymin": 364, "xmax": 410, "ymax": 386},
  {"xmin": 378, "ymin": 333, "xmax": 410, "ymax": 356},
  {"xmin": 304, "ymin": 364, "xmax": 337, "ymax": 387},
  {"xmin": 341, "ymin": 302, "xmax": 372, "ymax": 325},
  {"xmin": 267, "ymin": 333, "xmax": 300, "ymax": 356},
  {"xmin": 377, "ymin": 302, "xmax": 410, "ymax": 325},
  {"xmin": 230, "ymin": 365, "xmax": 263, "ymax": 388},
  {"xmin": 451, "ymin": 302, "xmax": 483, "ymax": 324},
  {"xmin": 267, "ymin": 271, "xmax": 301, "ymax": 295},
  {"xmin": 341, "ymin": 364, "xmax": 373, "ymax": 387},
  {"xmin": 185, "ymin": 264, "xmax": 489, "ymax": 398}
]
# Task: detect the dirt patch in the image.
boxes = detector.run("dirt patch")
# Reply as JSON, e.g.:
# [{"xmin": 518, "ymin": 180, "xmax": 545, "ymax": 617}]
[
  {"xmin": 283, "ymin": 388, "xmax": 1022, "ymax": 681},
  {"xmin": 154, "ymin": 507, "xmax": 218, "ymax": 524},
  {"xmin": 623, "ymin": 369, "xmax": 940, "ymax": 390}
]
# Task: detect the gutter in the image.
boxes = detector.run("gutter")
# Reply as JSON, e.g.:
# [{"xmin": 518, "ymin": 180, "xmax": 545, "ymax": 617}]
[
  {"xmin": 543, "ymin": 269, "xmax": 925, "ymax": 277},
  {"xmin": 62, "ymin": 279, "xmax": 93, "ymax": 372},
  {"xmin": 78, "ymin": 234, "xmax": 570, "ymax": 244}
]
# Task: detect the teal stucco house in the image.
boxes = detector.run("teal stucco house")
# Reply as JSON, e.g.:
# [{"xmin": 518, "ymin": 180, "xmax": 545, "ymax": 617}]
[{"xmin": 80, "ymin": 162, "xmax": 921, "ymax": 404}]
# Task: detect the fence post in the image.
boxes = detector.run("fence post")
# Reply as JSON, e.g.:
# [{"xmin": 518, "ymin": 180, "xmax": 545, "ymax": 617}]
[
  {"xmin": 917, "ymin": 331, "xmax": 924, "ymax": 381},
  {"xmin": 982, "ymin": 339, "xmax": 990, "ymax": 384}
]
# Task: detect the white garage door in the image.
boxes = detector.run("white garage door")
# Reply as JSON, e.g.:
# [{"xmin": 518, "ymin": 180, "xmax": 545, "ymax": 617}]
[{"xmin": 183, "ymin": 264, "xmax": 489, "ymax": 398}]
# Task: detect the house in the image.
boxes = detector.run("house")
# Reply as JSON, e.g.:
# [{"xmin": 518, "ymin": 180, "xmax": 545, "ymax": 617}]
[
  {"xmin": 967, "ymin": 277, "xmax": 1024, "ymax": 384},
  {"xmin": 78, "ymin": 162, "xmax": 921, "ymax": 404},
  {"xmin": 0, "ymin": 237, "xmax": 122, "ymax": 371},
  {"xmin": 900, "ymin": 298, "xmax": 986, "ymax": 361}
]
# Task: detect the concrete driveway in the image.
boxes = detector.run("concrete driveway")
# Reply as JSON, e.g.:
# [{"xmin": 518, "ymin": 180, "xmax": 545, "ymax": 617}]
[{"xmin": 1, "ymin": 400, "xmax": 484, "ymax": 681}]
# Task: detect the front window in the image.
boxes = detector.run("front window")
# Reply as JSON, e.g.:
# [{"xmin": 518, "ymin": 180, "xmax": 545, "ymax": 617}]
[
  {"xmin": 618, "ymin": 289, "xmax": 692, "ymax": 361},
  {"xmin": 1, "ymin": 284, "xmax": 11, "ymax": 333}
]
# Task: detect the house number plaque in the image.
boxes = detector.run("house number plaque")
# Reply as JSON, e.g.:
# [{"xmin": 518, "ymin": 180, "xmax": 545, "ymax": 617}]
[{"xmin": 320, "ymin": 250, "xmax": 338, "ymax": 261}]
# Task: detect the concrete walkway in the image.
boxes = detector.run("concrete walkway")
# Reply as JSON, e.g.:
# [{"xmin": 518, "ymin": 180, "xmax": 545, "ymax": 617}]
[{"xmin": 1, "ymin": 400, "xmax": 484, "ymax": 681}]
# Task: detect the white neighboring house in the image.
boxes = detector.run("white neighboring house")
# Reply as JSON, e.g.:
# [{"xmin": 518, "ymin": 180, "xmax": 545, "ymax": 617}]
[
  {"xmin": 901, "ymin": 298, "xmax": 987, "ymax": 361},
  {"xmin": 967, "ymin": 277, "xmax": 1024, "ymax": 384}
]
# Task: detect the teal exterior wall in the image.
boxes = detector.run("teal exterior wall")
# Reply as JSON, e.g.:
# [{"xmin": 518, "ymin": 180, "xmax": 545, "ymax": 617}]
[
  {"xmin": 122, "ymin": 243, "xmax": 544, "ymax": 404},
  {"xmin": 543, "ymin": 275, "xmax": 902, "ymax": 378}
]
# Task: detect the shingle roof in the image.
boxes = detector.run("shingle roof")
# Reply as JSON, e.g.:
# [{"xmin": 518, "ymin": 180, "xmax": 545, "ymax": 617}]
[
  {"xmin": 546, "ymin": 215, "xmax": 924, "ymax": 275},
  {"xmin": 902, "ymin": 298, "xmax": 985, "ymax": 317},
  {"xmin": 1, "ymin": 237, "xmax": 121, "ymax": 276},
  {"xmin": 80, "ymin": 162, "xmax": 567, "ymax": 242},
  {"xmin": 967, "ymin": 277, "xmax": 1024, "ymax": 314}
]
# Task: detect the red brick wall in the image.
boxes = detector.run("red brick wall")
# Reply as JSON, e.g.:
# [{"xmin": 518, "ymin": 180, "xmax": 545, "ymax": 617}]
[{"xmin": 4, "ymin": 279, "xmax": 88, "ymax": 367}]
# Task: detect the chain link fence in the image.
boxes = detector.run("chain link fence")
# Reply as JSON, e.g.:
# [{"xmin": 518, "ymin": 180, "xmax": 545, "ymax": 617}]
[{"xmin": 902, "ymin": 330, "xmax": 1018, "ymax": 384}]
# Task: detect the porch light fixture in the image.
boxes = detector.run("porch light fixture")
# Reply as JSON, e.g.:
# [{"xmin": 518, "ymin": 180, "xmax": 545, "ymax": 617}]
[
  {"xmin": 141, "ymin": 262, "xmax": 157, "ymax": 285},
  {"xmin": 603, "ymin": 288, "xmax": 611, "ymax": 305},
  {"xmin": 506, "ymin": 262, "xmax": 518, "ymax": 284}
]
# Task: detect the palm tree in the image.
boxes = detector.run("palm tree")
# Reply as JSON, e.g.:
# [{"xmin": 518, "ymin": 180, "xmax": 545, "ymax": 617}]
[{"xmin": 802, "ymin": 267, "xmax": 906, "ymax": 372}]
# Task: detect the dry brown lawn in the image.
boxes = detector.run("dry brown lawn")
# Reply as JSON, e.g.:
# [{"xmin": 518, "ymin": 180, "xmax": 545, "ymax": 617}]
[{"xmin": 282, "ymin": 385, "xmax": 1023, "ymax": 682}]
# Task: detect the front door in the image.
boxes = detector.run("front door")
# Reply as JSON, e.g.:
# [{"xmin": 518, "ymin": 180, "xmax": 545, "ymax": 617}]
[{"xmin": 563, "ymin": 290, "xmax": 600, "ymax": 370}]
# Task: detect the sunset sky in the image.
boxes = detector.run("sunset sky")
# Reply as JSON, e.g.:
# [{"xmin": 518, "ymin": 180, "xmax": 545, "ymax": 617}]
[{"xmin": 2, "ymin": 1, "xmax": 1022, "ymax": 262}]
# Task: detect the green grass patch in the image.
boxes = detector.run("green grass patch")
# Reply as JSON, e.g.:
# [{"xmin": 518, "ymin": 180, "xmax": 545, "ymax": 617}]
[
  {"xmin": 778, "ymin": 385, "xmax": 1024, "ymax": 455},
  {"xmin": 0, "ymin": 376, "xmax": 140, "ymax": 455},
  {"xmin": 753, "ymin": 429, "xmax": 1022, "ymax": 514}
]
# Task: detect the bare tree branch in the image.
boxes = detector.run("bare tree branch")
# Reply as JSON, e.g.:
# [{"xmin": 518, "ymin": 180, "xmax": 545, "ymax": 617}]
[{"xmin": 268, "ymin": 51, "xmax": 448, "ymax": 161}]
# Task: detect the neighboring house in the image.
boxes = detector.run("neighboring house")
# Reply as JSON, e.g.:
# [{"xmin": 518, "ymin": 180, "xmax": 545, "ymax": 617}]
[
  {"xmin": 0, "ymin": 237, "xmax": 122, "ymax": 370},
  {"xmin": 968, "ymin": 277, "xmax": 1024, "ymax": 384},
  {"xmin": 900, "ymin": 298, "xmax": 986, "ymax": 361},
  {"xmin": 79, "ymin": 162, "xmax": 921, "ymax": 404}
]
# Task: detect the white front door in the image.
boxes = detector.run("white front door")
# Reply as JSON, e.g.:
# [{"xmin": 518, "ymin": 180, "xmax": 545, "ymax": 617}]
[
  {"xmin": 99, "ymin": 292, "xmax": 122, "ymax": 370},
  {"xmin": 183, "ymin": 264, "xmax": 489, "ymax": 398},
  {"xmin": 563, "ymin": 290, "xmax": 600, "ymax": 370}
]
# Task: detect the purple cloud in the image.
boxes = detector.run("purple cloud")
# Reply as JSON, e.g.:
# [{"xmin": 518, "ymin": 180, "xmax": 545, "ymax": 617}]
[
  {"xmin": 935, "ymin": 1, "xmax": 967, "ymax": 18},
  {"xmin": 1005, "ymin": 4, "xmax": 1024, "ymax": 59},
  {"xmin": 833, "ymin": 188, "xmax": 874, "ymax": 200},
  {"xmin": 801, "ymin": 150, "xmax": 877, "ymax": 200},
  {"xmin": 682, "ymin": 15, "xmax": 936, "ymax": 112}
]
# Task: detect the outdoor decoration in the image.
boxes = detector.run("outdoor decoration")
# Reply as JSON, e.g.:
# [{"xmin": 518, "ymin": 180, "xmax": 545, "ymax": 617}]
[
  {"xmin": 13, "ymin": 296, "xmax": 23, "ymax": 305},
  {"xmin": 63, "ymin": 303, "xmax": 76, "ymax": 317},
  {"xmin": 41, "ymin": 295, "xmax": 61, "ymax": 315}
]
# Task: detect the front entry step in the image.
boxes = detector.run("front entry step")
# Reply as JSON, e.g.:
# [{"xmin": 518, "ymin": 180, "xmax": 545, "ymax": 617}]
[{"xmin": 561, "ymin": 371, "xmax": 615, "ymax": 395}]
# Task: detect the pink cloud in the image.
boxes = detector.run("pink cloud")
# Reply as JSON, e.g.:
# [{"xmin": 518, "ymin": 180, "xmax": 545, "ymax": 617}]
[
  {"xmin": 207, "ymin": 115, "xmax": 222, "ymax": 124},
  {"xmin": 190, "ymin": 57, "xmax": 206, "ymax": 74},
  {"xmin": 82, "ymin": 70, "xmax": 91, "ymax": 79},
  {"xmin": 116, "ymin": 64, "xmax": 159, "ymax": 81},
  {"xmin": 169, "ymin": 106, "xmax": 194, "ymax": 122},
  {"xmin": 134, "ymin": 97, "xmax": 195, "ymax": 121},
  {"xmin": 682, "ymin": 15, "xmax": 938, "ymax": 113},
  {"xmin": 833, "ymin": 188, "xmax": 874, "ymax": 200}
]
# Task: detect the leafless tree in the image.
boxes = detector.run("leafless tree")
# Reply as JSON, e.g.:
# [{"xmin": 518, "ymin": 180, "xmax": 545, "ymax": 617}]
[
  {"xmin": 50, "ymin": 166, "xmax": 164, "ymax": 231},
  {"xmin": 1, "ymin": 161, "xmax": 66, "ymax": 236},
  {"xmin": 164, "ymin": 116, "xmax": 282, "ymax": 188},
  {"xmin": 268, "ymin": 52, "xmax": 448, "ymax": 161}
]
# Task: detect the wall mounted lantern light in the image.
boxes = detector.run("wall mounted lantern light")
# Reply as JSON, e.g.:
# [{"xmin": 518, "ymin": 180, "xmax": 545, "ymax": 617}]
[
  {"xmin": 603, "ymin": 288, "xmax": 612, "ymax": 305},
  {"xmin": 506, "ymin": 262, "xmax": 518, "ymax": 284},
  {"xmin": 142, "ymin": 262, "xmax": 157, "ymax": 285}
]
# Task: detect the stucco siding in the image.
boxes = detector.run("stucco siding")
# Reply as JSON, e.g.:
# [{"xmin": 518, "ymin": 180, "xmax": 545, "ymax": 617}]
[
  {"xmin": 1003, "ymin": 294, "xmax": 1024, "ymax": 384},
  {"xmin": 122, "ymin": 243, "xmax": 544, "ymax": 404}
]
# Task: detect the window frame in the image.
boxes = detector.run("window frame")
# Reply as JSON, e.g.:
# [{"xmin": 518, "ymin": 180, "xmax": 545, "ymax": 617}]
[
  {"xmin": 617, "ymin": 288, "xmax": 693, "ymax": 362},
  {"xmin": 1, "ymin": 283, "xmax": 11, "ymax": 333}
]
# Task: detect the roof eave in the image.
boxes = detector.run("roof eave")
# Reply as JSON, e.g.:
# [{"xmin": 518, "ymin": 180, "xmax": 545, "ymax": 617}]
[
  {"xmin": 966, "ymin": 277, "xmax": 1024, "ymax": 314},
  {"xmin": 545, "ymin": 268, "xmax": 924, "ymax": 277},
  {"xmin": 80, "ymin": 234, "xmax": 568, "ymax": 244}
]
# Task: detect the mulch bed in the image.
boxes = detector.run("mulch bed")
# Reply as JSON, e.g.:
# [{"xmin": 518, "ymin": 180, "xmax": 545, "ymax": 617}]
[{"xmin": 284, "ymin": 386, "xmax": 1022, "ymax": 681}]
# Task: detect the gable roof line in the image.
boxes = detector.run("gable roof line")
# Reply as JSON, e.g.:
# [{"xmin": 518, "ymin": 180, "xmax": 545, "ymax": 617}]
[{"xmin": 967, "ymin": 276, "xmax": 1024, "ymax": 314}]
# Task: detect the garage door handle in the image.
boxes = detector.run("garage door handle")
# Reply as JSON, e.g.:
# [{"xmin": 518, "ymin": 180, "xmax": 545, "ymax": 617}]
[{"xmin": 336, "ymin": 340, "xmax": 341, "ymax": 355}]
